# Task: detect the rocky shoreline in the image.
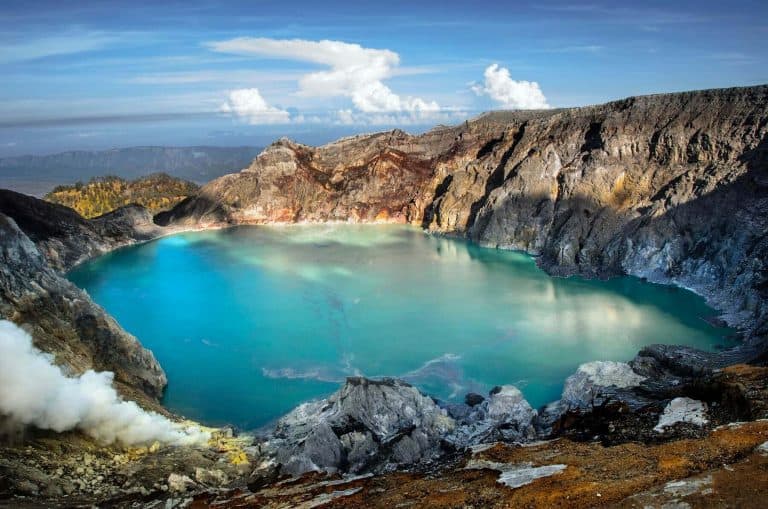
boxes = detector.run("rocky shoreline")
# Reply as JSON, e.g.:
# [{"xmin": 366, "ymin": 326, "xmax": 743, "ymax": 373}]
[{"xmin": 1, "ymin": 85, "xmax": 767, "ymax": 507}]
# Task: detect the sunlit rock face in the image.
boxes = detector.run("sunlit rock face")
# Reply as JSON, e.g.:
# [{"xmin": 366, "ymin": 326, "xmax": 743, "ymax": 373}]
[
  {"xmin": 560, "ymin": 361, "xmax": 646, "ymax": 409},
  {"xmin": 156, "ymin": 129, "xmax": 465, "ymax": 226},
  {"xmin": 161, "ymin": 86, "xmax": 768, "ymax": 342}
]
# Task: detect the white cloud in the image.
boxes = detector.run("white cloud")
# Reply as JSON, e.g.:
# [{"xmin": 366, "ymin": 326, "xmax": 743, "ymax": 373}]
[
  {"xmin": 207, "ymin": 38, "xmax": 440, "ymax": 116},
  {"xmin": 220, "ymin": 88, "xmax": 291, "ymax": 124},
  {"xmin": 336, "ymin": 109, "xmax": 356, "ymax": 125},
  {"xmin": 472, "ymin": 64, "xmax": 550, "ymax": 110}
]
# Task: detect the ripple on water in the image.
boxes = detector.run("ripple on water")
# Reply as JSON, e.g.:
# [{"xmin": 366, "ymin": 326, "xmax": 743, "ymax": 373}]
[{"xmin": 68, "ymin": 225, "xmax": 736, "ymax": 429}]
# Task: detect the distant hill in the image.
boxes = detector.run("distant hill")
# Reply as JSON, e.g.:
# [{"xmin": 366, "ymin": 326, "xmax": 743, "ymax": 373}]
[
  {"xmin": 44, "ymin": 173, "xmax": 199, "ymax": 219},
  {"xmin": 0, "ymin": 145, "xmax": 262, "ymax": 197}
]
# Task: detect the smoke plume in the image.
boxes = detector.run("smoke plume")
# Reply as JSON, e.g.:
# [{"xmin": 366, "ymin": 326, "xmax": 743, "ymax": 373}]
[{"xmin": 0, "ymin": 320, "xmax": 209, "ymax": 446}]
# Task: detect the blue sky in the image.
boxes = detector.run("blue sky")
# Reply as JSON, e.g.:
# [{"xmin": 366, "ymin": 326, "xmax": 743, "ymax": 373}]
[{"xmin": 1, "ymin": 0, "xmax": 766, "ymax": 155}]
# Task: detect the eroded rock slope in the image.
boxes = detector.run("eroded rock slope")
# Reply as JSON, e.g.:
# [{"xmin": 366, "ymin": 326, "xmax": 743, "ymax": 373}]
[{"xmin": 0, "ymin": 191, "xmax": 169, "ymax": 404}]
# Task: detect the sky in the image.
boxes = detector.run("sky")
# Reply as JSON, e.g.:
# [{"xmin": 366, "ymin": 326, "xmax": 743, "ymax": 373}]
[{"xmin": 0, "ymin": 0, "xmax": 766, "ymax": 156}]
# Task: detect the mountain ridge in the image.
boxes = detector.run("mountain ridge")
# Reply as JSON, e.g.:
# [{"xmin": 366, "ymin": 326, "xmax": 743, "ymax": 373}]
[{"xmin": 0, "ymin": 145, "xmax": 263, "ymax": 197}]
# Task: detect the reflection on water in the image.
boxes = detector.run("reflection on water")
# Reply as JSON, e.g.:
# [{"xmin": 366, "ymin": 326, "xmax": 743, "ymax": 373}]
[{"xmin": 68, "ymin": 225, "xmax": 735, "ymax": 429}]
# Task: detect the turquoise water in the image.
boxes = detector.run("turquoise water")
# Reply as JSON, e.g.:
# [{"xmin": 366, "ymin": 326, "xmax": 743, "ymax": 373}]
[{"xmin": 68, "ymin": 225, "xmax": 734, "ymax": 429}]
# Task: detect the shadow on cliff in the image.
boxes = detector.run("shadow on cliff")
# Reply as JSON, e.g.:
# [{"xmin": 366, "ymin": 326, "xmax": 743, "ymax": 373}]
[
  {"xmin": 461, "ymin": 133, "xmax": 767, "ymax": 356},
  {"xmin": 153, "ymin": 193, "xmax": 229, "ymax": 226},
  {"xmin": 0, "ymin": 189, "xmax": 91, "ymax": 242}
]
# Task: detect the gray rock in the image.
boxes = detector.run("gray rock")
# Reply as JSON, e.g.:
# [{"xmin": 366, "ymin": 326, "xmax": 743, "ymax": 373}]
[
  {"xmin": 247, "ymin": 461, "xmax": 280, "ymax": 491},
  {"xmin": 444, "ymin": 402, "xmax": 472, "ymax": 421},
  {"xmin": 464, "ymin": 459, "xmax": 567, "ymax": 489},
  {"xmin": 561, "ymin": 361, "xmax": 646, "ymax": 409},
  {"xmin": 446, "ymin": 385, "xmax": 537, "ymax": 447},
  {"xmin": 339, "ymin": 431, "xmax": 377, "ymax": 472},
  {"xmin": 166, "ymin": 473, "xmax": 196, "ymax": 493},
  {"xmin": 297, "ymin": 422, "xmax": 344, "ymax": 472},
  {"xmin": 267, "ymin": 377, "xmax": 455, "ymax": 475},
  {"xmin": 194, "ymin": 468, "xmax": 228, "ymax": 487},
  {"xmin": 654, "ymin": 397, "xmax": 709, "ymax": 432},
  {"xmin": 465, "ymin": 393, "xmax": 485, "ymax": 407}
]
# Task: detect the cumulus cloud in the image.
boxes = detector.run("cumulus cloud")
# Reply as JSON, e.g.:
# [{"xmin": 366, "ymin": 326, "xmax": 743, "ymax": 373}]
[
  {"xmin": 220, "ymin": 88, "xmax": 291, "ymax": 124},
  {"xmin": 208, "ymin": 38, "xmax": 440, "ymax": 117},
  {"xmin": 472, "ymin": 64, "xmax": 550, "ymax": 109},
  {"xmin": 0, "ymin": 320, "xmax": 209, "ymax": 446}
]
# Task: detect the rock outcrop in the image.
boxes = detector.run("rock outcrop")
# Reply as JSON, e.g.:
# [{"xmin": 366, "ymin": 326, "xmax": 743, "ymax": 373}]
[
  {"xmin": 653, "ymin": 397, "xmax": 709, "ymax": 432},
  {"xmin": 0, "ymin": 189, "xmax": 165, "ymax": 271},
  {"xmin": 445, "ymin": 385, "xmax": 537, "ymax": 447},
  {"xmin": 264, "ymin": 377, "xmax": 455, "ymax": 475},
  {"xmin": 560, "ymin": 361, "xmax": 647, "ymax": 409},
  {"xmin": 0, "ymin": 191, "xmax": 168, "ymax": 404},
  {"xmin": 260, "ymin": 376, "xmax": 552, "ymax": 478}
]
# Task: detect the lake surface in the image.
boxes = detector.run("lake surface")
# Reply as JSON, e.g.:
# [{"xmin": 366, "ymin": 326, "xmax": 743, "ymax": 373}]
[{"xmin": 68, "ymin": 225, "xmax": 734, "ymax": 429}]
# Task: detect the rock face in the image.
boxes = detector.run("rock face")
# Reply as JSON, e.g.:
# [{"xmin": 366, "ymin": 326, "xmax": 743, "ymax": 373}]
[
  {"xmin": 162, "ymin": 86, "xmax": 768, "ymax": 346},
  {"xmin": 560, "ymin": 361, "xmax": 647, "ymax": 409},
  {"xmin": 265, "ymin": 377, "xmax": 455, "ymax": 475},
  {"xmin": 0, "ymin": 191, "xmax": 168, "ymax": 403},
  {"xmin": 0, "ymin": 189, "xmax": 164, "ymax": 271},
  {"xmin": 446, "ymin": 385, "xmax": 537, "ymax": 447}
]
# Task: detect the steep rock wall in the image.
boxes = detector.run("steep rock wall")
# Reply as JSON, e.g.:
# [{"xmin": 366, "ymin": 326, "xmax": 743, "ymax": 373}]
[{"xmin": 0, "ymin": 191, "xmax": 169, "ymax": 405}]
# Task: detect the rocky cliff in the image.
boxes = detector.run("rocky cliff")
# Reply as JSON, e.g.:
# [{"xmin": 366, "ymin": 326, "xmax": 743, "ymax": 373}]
[
  {"xmin": 160, "ymin": 86, "xmax": 768, "ymax": 348},
  {"xmin": 0, "ymin": 190, "xmax": 168, "ymax": 405}
]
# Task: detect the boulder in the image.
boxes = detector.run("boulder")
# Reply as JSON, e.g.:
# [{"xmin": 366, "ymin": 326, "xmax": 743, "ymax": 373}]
[
  {"xmin": 465, "ymin": 393, "xmax": 485, "ymax": 407},
  {"xmin": 654, "ymin": 397, "xmax": 709, "ymax": 432},
  {"xmin": 561, "ymin": 361, "xmax": 646, "ymax": 409},
  {"xmin": 446, "ymin": 385, "xmax": 537, "ymax": 447},
  {"xmin": 166, "ymin": 473, "xmax": 196, "ymax": 493},
  {"xmin": 267, "ymin": 377, "xmax": 455, "ymax": 475}
]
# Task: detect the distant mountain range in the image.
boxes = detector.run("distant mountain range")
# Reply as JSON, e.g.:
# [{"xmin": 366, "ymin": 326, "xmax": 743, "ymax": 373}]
[{"xmin": 0, "ymin": 146, "xmax": 263, "ymax": 197}]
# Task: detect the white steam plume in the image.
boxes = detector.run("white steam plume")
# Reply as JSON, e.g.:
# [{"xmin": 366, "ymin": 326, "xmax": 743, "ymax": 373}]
[{"xmin": 0, "ymin": 320, "xmax": 209, "ymax": 446}]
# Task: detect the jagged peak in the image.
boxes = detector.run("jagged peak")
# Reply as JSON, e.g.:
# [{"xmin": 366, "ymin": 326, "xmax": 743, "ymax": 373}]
[{"xmin": 271, "ymin": 136, "xmax": 302, "ymax": 148}]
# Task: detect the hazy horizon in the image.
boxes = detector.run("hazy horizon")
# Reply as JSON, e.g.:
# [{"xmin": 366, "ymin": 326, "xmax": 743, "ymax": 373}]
[{"xmin": 1, "ymin": 0, "xmax": 766, "ymax": 157}]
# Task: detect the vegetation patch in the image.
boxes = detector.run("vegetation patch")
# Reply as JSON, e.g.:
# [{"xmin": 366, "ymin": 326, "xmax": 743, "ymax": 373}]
[{"xmin": 44, "ymin": 174, "xmax": 198, "ymax": 218}]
